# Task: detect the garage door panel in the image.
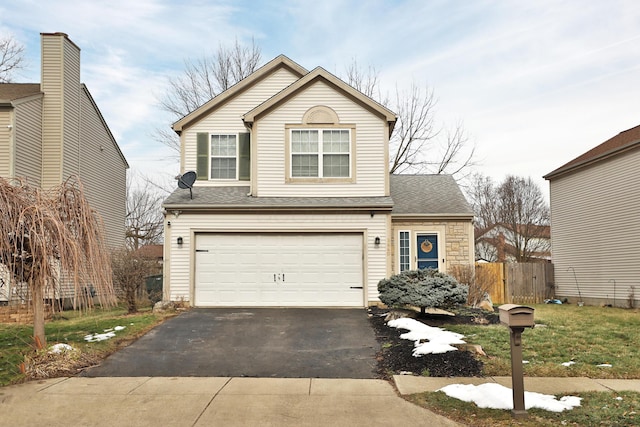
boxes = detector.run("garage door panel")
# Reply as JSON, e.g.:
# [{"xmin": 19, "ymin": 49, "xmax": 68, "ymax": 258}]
[{"xmin": 194, "ymin": 233, "xmax": 363, "ymax": 307}]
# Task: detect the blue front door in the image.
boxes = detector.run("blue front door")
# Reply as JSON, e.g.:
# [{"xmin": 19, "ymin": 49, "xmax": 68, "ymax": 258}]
[{"xmin": 417, "ymin": 234, "xmax": 438, "ymax": 270}]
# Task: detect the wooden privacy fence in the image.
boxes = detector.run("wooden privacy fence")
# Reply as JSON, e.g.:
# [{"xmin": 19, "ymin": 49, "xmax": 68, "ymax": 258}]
[{"xmin": 474, "ymin": 262, "xmax": 555, "ymax": 304}]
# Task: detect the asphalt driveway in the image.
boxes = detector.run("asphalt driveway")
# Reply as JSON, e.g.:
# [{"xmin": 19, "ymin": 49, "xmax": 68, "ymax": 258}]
[{"xmin": 82, "ymin": 308, "xmax": 379, "ymax": 379}]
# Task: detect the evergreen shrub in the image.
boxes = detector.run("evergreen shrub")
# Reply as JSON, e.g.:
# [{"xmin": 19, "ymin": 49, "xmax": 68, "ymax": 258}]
[{"xmin": 377, "ymin": 269, "xmax": 468, "ymax": 312}]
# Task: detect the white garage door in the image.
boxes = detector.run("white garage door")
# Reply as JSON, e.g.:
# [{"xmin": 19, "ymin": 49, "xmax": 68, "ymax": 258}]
[{"xmin": 194, "ymin": 233, "xmax": 363, "ymax": 307}]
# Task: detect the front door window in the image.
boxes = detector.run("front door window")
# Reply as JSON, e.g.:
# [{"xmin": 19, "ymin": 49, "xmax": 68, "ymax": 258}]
[{"xmin": 417, "ymin": 234, "xmax": 438, "ymax": 270}]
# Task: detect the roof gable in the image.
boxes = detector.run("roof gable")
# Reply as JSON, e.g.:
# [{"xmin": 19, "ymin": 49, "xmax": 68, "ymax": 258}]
[
  {"xmin": 544, "ymin": 124, "xmax": 640, "ymax": 179},
  {"xmin": 172, "ymin": 55, "xmax": 308, "ymax": 133},
  {"xmin": 242, "ymin": 66, "xmax": 397, "ymax": 134}
]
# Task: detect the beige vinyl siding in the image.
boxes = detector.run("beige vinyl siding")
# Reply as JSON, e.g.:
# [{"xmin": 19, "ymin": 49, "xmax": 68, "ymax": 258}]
[
  {"xmin": 0, "ymin": 109, "xmax": 11, "ymax": 177},
  {"xmin": 40, "ymin": 34, "xmax": 65, "ymax": 189},
  {"xmin": 61, "ymin": 37, "xmax": 81, "ymax": 182},
  {"xmin": 165, "ymin": 212, "xmax": 389, "ymax": 305},
  {"xmin": 78, "ymin": 88, "xmax": 127, "ymax": 248},
  {"xmin": 255, "ymin": 80, "xmax": 387, "ymax": 197},
  {"xmin": 14, "ymin": 98, "xmax": 43, "ymax": 185},
  {"xmin": 183, "ymin": 67, "xmax": 300, "ymax": 185},
  {"xmin": 549, "ymin": 148, "xmax": 640, "ymax": 305}
]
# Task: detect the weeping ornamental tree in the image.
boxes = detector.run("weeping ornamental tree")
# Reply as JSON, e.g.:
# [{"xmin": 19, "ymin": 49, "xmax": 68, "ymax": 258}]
[{"xmin": 0, "ymin": 177, "xmax": 116, "ymax": 347}]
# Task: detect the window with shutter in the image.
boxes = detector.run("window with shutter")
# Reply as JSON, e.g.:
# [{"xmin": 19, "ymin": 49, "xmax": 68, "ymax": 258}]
[{"xmin": 195, "ymin": 132, "xmax": 250, "ymax": 181}]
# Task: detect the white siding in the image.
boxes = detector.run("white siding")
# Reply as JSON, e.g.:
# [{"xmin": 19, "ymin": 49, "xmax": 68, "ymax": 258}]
[
  {"xmin": 164, "ymin": 212, "xmax": 389, "ymax": 306},
  {"xmin": 550, "ymin": 149, "xmax": 640, "ymax": 305},
  {"xmin": 14, "ymin": 98, "xmax": 43, "ymax": 185},
  {"xmin": 255, "ymin": 80, "xmax": 387, "ymax": 197},
  {"xmin": 183, "ymin": 67, "xmax": 300, "ymax": 184}
]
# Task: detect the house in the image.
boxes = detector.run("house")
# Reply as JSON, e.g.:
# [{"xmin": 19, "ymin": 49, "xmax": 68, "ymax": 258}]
[
  {"xmin": 0, "ymin": 32, "xmax": 128, "ymax": 303},
  {"xmin": 135, "ymin": 244, "xmax": 164, "ymax": 274},
  {"xmin": 162, "ymin": 55, "xmax": 474, "ymax": 308},
  {"xmin": 544, "ymin": 124, "xmax": 640, "ymax": 307},
  {"xmin": 475, "ymin": 223, "xmax": 551, "ymax": 263}
]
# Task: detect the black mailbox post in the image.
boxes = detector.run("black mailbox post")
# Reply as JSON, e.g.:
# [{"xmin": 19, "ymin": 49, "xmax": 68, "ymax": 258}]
[{"xmin": 499, "ymin": 304, "xmax": 535, "ymax": 418}]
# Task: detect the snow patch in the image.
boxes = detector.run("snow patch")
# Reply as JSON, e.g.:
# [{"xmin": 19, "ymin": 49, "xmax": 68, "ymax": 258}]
[
  {"xmin": 438, "ymin": 383, "xmax": 582, "ymax": 412},
  {"xmin": 387, "ymin": 317, "xmax": 466, "ymax": 355},
  {"xmin": 49, "ymin": 343, "xmax": 75, "ymax": 354}
]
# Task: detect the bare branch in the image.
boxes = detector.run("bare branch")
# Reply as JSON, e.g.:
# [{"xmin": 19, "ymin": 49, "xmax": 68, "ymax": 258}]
[
  {"xmin": 0, "ymin": 36, "xmax": 26, "ymax": 83},
  {"xmin": 126, "ymin": 175, "xmax": 165, "ymax": 250},
  {"xmin": 389, "ymin": 83, "xmax": 438, "ymax": 173},
  {"xmin": 469, "ymin": 174, "xmax": 550, "ymax": 262},
  {"xmin": 156, "ymin": 39, "xmax": 262, "ymax": 155}
]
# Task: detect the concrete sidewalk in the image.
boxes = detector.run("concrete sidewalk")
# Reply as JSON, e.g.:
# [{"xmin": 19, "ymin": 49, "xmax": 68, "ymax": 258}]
[
  {"xmin": 394, "ymin": 375, "xmax": 640, "ymax": 395},
  {"xmin": 0, "ymin": 377, "xmax": 461, "ymax": 427}
]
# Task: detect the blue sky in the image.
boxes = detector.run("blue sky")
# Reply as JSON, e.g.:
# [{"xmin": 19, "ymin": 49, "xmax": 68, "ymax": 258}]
[{"xmin": 2, "ymin": 0, "xmax": 640, "ymax": 196}]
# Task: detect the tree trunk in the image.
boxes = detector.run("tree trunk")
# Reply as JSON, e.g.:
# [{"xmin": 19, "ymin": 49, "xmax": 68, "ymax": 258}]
[{"xmin": 32, "ymin": 283, "xmax": 46, "ymax": 349}]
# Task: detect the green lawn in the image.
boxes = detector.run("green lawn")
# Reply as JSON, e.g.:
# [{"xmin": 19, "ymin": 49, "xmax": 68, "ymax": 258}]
[
  {"xmin": 410, "ymin": 304, "xmax": 640, "ymax": 426},
  {"xmin": 0, "ymin": 306, "xmax": 174, "ymax": 386},
  {"xmin": 447, "ymin": 304, "xmax": 640, "ymax": 379}
]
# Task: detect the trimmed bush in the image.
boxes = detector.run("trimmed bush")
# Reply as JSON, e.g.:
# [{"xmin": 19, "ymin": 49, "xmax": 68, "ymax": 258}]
[{"xmin": 377, "ymin": 269, "xmax": 468, "ymax": 312}]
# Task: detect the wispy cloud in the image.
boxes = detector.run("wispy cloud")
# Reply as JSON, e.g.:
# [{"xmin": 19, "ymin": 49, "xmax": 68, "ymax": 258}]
[{"xmin": 1, "ymin": 0, "xmax": 639, "ymax": 195}]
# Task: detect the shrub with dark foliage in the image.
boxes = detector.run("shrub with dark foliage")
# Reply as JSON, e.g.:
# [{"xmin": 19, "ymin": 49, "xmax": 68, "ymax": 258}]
[{"xmin": 377, "ymin": 269, "xmax": 468, "ymax": 312}]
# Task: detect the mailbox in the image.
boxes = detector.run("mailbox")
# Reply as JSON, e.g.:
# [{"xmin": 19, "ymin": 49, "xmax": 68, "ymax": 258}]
[{"xmin": 499, "ymin": 304, "xmax": 535, "ymax": 328}]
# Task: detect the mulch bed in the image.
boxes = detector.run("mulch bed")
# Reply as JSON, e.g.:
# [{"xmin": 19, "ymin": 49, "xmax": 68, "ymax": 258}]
[{"xmin": 369, "ymin": 306, "xmax": 499, "ymax": 379}]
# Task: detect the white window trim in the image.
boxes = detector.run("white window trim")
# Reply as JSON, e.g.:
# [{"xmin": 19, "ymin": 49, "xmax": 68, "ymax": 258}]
[
  {"xmin": 289, "ymin": 128, "xmax": 351, "ymax": 179},
  {"xmin": 398, "ymin": 230, "xmax": 411, "ymax": 272},
  {"xmin": 210, "ymin": 133, "xmax": 238, "ymax": 180}
]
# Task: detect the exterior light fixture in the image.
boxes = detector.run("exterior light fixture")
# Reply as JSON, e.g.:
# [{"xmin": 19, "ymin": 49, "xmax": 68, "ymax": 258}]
[
  {"xmin": 374, "ymin": 236, "xmax": 381, "ymax": 245},
  {"xmin": 177, "ymin": 236, "xmax": 183, "ymax": 246}
]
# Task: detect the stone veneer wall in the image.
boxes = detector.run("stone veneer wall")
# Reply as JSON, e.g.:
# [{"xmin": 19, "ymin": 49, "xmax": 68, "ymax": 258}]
[
  {"xmin": 0, "ymin": 305, "xmax": 52, "ymax": 324},
  {"xmin": 390, "ymin": 220, "xmax": 473, "ymax": 274}
]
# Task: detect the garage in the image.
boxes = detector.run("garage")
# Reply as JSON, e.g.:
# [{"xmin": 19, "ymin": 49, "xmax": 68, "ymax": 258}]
[{"xmin": 194, "ymin": 233, "xmax": 364, "ymax": 307}]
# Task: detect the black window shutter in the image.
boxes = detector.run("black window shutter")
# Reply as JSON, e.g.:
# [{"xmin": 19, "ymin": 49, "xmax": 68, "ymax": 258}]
[
  {"xmin": 238, "ymin": 132, "xmax": 251, "ymax": 181},
  {"xmin": 196, "ymin": 133, "xmax": 209, "ymax": 180}
]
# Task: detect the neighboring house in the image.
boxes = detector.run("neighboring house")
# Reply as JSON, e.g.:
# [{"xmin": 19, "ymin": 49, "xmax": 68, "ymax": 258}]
[
  {"xmin": 136, "ymin": 244, "xmax": 164, "ymax": 275},
  {"xmin": 475, "ymin": 223, "xmax": 551, "ymax": 263},
  {"xmin": 0, "ymin": 32, "xmax": 128, "ymax": 303},
  {"xmin": 162, "ymin": 55, "xmax": 474, "ymax": 308},
  {"xmin": 544, "ymin": 124, "xmax": 640, "ymax": 307}
]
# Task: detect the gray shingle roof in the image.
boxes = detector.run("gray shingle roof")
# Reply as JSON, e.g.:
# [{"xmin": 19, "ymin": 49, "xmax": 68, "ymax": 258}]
[
  {"xmin": 389, "ymin": 174, "xmax": 473, "ymax": 216},
  {"xmin": 163, "ymin": 175, "xmax": 473, "ymax": 217},
  {"xmin": 163, "ymin": 185, "xmax": 394, "ymax": 210},
  {"xmin": 0, "ymin": 83, "xmax": 42, "ymax": 102}
]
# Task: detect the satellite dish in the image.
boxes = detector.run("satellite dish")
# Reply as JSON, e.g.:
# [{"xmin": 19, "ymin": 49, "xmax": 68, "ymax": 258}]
[
  {"xmin": 177, "ymin": 171, "xmax": 196, "ymax": 199},
  {"xmin": 178, "ymin": 171, "xmax": 196, "ymax": 189}
]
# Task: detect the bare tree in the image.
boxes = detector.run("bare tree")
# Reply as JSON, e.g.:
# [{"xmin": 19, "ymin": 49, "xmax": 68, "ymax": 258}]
[
  {"xmin": 0, "ymin": 35, "xmax": 25, "ymax": 83},
  {"xmin": 343, "ymin": 58, "xmax": 386, "ymax": 102},
  {"xmin": 156, "ymin": 38, "xmax": 262, "ymax": 154},
  {"xmin": 111, "ymin": 247, "xmax": 156, "ymax": 313},
  {"xmin": 497, "ymin": 175, "xmax": 550, "ymax": 262},
  {"xmin": 126, "ymin": 175, "xmax": 165, "ymax": 250},
  {"xmin": 0, "ymin": 177, "xmax": 116, "ymax": 347},
  {"xmin": 343, "ymin": 60, "xmax": 475, "ymax": 175},
  {"xmin": 468, "ymin": 174, "xmax": 550, "ymax": 262}
]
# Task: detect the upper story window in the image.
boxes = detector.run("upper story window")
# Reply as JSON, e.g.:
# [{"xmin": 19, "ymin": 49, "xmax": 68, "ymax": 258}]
[
  {"xmin": 196, "ymin": 132, "xmax": 250, "ymax": 182},
  {"xmin": 210, "ymin": 134, "xmax": 237, "ymax": 179},
  {"xmin": 290, "ymin": 129, "xmax": 351, "ymax": 178}
]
